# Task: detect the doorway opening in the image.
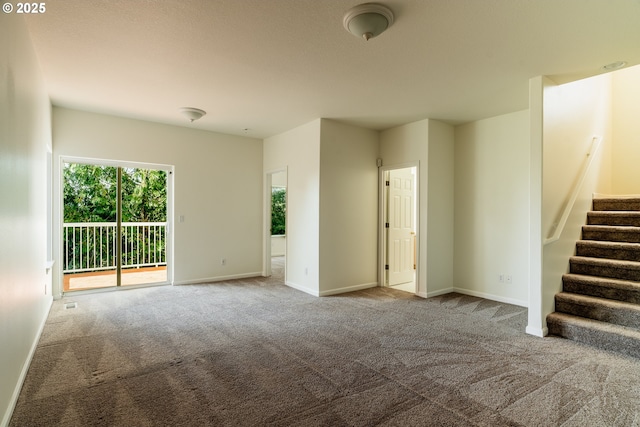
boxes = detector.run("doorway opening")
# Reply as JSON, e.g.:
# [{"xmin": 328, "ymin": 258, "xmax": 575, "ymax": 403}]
[
  {"xmin": 265, "ymin": 168, "xmax": 287, "ymax": 282},
  {"xmin": 380, "ymin": 164, "xmax": 418, "ymax": 294},
  {"xmin": 61, "ymin": 158, "xmax": 172, "ymax": 292}
]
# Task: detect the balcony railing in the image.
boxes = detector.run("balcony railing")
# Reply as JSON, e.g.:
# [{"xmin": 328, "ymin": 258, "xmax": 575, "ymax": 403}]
[{"xmin": 63, "ymin": 222, "xmax": 166, "ymax": 274}]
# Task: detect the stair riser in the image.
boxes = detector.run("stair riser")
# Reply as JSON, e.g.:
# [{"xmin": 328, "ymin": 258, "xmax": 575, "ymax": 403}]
[
  {"xmin": 593, "ymin": 199, "xmax": 640, "ymax": 211},
  {"xmin": 555, "ymin": 299, "xmax": 640, "ymax": 328},
  {"xmin": 563, "ymin": 279, "xmax": 640, "ymax": 304},
  {"xmin": 547, "ymin": 317, "xmax": 640, "ymax": 359},
  {"xmin": 581, "ymin": 229, "xmax": 640, "ymax": 243},
  {"xmin": 570, "ymin": 261, "xmax": 640, "ymax": 282},
  {"xmin": 588, "ymin": 214, "xmax": 640, "ymax": 227},
  {"xmin": 575, "ymin": 244, "xmax": 640, "ymax": 262}
]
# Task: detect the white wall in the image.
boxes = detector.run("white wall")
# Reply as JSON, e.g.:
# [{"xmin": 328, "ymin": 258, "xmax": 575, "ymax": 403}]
[
  {"xmin": 542, "ymin": 75, "xmax": 613, "ymax": 237},
  {"xmin": 271, "ymin": 171, "xmax": 287, "ymax": 187},
  {"xmin": 454, "ymin": 110, "xmax": 530, "ymax": 307},
  {"xmin": 538, "ymin": 74, "xmax": 613, "ymax": 331},
  {"xmin": 0, "ymin": 15, "xmax": 53, "ymax": 426},
  {"xmin": 52, "ymin": 108, "xmax": 263, "ymax": 291},
  {"xmin": 271, "ymin": 235, "xmax": 286, "ymax": 256},
  {"xmin": 528, "ymin": 76, "xmax": 545, "ymax": 336},
  {"xmin": 427, "ymin": 121, "xmax": 455, "ymax": 295},
  {"xmin": 612, "ymin": 64, "xmax": 640, "ymax": 194},
  {"xmin": 380, "ymin": 119, "xmax": 454, "ymax": 298},
  {"xmin": 319, "ymin": 119, "xmax": 379, "ymax": 295},
  {"xmin": 264, "ymin": 119, "xmax": 321, "ymax": 294}
]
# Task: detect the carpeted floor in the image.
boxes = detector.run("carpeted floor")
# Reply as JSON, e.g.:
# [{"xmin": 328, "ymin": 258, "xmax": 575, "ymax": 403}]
[{"xmin": 10, "ymin": 259, "xmax": 640, "ymax": 426}]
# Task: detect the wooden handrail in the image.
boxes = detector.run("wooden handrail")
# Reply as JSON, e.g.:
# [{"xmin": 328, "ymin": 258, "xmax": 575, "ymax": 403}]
[{"xmin": 544, "ymin": 135, "xmax": 602, "ymax": 245}]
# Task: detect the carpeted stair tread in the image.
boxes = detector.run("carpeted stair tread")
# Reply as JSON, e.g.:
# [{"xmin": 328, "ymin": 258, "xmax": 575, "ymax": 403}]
[
  {"xmin": 575, "ymin": 240, "xmax": 640, "ymax": 262},
  {"xmin": 547, "ymin": 312, "xmax": 640, "ymax": 358},
  {"xmin": 554, "ymin": 292, "xmax": 640, "ymax": 328},
  {"xmin": 570, "ymin": 256, "xmax": 640, "ymax": 281},
  {"xmin": 593, "ymin": 198, "xmax": 640, "ymax": 212},
  {"xmin": 581, "ymin": 225, "xmax": 640, "ymax": 243},
  {"xmin": 563, "ymin": 273, "xmax": 640, "ymax": 304},
  {"xmin": 549, "ymin": 196, "xmax": 640, "ymax": 357},
  {"xmin": 588, "ymin": 211, "xmax": 640, "ymax": 227}
]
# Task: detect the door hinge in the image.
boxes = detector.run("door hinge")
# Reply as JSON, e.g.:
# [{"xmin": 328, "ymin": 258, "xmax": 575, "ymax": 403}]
[
  {"xmin": 385, "ymin": 222, "xmax": 389, "ymax": 228},
  {"xmin": 385, "ymin": 264, "xmax": 389, "ymax": 270},
  {"xmin": 385, "ymin": 180, "xmax": 390, "ymax": 186}
]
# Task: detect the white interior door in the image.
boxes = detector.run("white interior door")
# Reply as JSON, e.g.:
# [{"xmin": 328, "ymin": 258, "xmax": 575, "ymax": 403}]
[{"xmin": 387, "ymin": 168, "xmax": 415, "ymax": 286}]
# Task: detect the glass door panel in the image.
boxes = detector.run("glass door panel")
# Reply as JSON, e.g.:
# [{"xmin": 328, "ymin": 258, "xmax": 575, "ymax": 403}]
[
  {"xmin": 120, "ymin": 167, "xmax": 167, "ymax": 286},
  {"xmin": 63, "ymin": 162, "xmax": 118, "ymax": 291}
]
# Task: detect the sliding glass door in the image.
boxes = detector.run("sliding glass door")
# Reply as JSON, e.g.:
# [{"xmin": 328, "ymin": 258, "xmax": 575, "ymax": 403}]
[{"xmin": 62, "ymin": 160, "xmax": 170, "ymax": 292}]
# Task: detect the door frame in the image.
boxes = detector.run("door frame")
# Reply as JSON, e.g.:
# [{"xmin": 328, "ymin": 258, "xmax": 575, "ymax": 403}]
[
  {"xmin": 378, "ymin": 161, "xmax": 420, "ymax": 293},
  {"xmin": 57, "ymin": 156, "xmax": 174, "ymax": 296},
  {"xmin": 264, "ymin": 167, "xmax": 287, "ymax": 278}
]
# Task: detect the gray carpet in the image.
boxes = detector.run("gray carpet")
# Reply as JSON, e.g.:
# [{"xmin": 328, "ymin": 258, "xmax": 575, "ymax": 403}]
[{"xmin": 10, "ymin": 261, "xmax": 640, "ymax": 426}]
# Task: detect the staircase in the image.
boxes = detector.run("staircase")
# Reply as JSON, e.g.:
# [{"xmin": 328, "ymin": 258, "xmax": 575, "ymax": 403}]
[{"xmin": 546, "ymin": 197, "xmax": 640, "ymax": 358}]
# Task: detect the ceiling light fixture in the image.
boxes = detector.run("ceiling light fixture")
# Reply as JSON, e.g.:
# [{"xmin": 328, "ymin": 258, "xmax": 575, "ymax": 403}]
[
  {"xmin": 602, "ymin": 61, "xmax": 627, "ymax": 71},
  {"xmin": 179, "ymin": 107, "xmax": 206, "ymax": 122},
  {"xmin": 343, "ymin": 3, "xmax": 394, "ymax": 41}
]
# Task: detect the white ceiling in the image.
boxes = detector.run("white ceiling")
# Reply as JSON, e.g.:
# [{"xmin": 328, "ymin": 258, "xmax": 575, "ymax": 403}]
[{"xmin": 24, "ymin": 0, "xmax": 640, "ymax": 138}]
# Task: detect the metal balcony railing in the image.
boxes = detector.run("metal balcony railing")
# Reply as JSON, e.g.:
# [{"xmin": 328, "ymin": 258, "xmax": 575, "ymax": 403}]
[{"xmin": 63, "ymin": 222, "xmax": 166, "ymax": 274}]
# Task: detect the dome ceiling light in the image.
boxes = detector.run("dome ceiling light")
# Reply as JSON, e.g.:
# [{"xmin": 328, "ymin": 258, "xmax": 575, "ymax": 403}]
[
  {"xmin": 602, "ymin": 61, "xmax": 627, "ymax": 71},
  {"xmin": 343, "ymin": 3, "xmax": 394, "ymax": 41},
  {"xmin": 179, "ymin": 107, "xmax": 206, "ymax": 122}
]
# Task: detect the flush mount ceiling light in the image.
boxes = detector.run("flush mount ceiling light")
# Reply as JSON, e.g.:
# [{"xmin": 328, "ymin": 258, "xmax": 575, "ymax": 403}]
[
  {"xmin": 343, "ymin": 3, "xmax": 394, "ymax": 41},
  {"xmin": 602, "ymin": 61, "xmax": 627, "ymax": 71},
  {"xmin": 179, "ymin": 107, "xmax": 206, "ymax": 122}
]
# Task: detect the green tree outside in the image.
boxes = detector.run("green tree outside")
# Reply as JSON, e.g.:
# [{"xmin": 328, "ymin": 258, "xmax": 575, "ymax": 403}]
[
  {"xmin": 271, "ymin": 187, "xmax": 286, "ymax": 235},
  {"xmin": 63, "ymin": 163, "xmax": 166, "ymax": 222},
  {"xmin": 121, "ymin": 167, "xmax": 167, "ymax": 222},
  {"xmin": 63, "ymin": 163, "xmax": 117, "ymax": 222}
]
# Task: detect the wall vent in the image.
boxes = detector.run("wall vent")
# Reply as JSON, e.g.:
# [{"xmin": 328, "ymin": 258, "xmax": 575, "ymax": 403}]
[{"xmin": 64, "ymin": 302, "xmax": 78, "ymax": 310}]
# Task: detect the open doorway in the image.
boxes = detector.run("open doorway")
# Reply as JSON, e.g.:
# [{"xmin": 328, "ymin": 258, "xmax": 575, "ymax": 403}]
[
  {"xmin": 380, "ymin": 164, "xmax": 418, "ymax": 294},
  {"xmin": 265, "ymin": 168, "xmax": 287, "ymax": 282},
  {"xmin": 61, "ymin": 158, "xmax": 172, "ymax": 292}
]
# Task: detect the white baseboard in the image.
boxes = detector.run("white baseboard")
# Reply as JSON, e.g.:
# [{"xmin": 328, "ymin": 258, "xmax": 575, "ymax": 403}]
[
  {"xmin": 173, "ymin": 272, "xmax": 263, "ymax": 286},
  {"xmin": 526, "ymin": 325, "xmax": 549, "ymax": 337},
  {"xmin": 319, "ymin": 282, "xmax": 378, "ymax": 297},
  {"xmin": 453, "ymin": 287, "xmax": 528, "ymax": 308},
  {"xmin": 283, "ymin": 281, "xmax": 379, "ymax": 297},
  {"xmin": 285, "ymin": 281, "xmax": 319, "ymax": 297},
  {"xmin": 425, "ymin": 287, "xmax": 454, "ymax": 298},
  {"xmin": 402, "ymin": 286, "xmax": 528, "ymax": 308},
  {"xmin": 2, "ymin": 297, "xmax": 52, "ymax": 427}
]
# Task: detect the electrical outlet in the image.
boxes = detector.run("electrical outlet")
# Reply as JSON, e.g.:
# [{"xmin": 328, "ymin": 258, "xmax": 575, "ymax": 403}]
[
  {"xmin": 221, "ymin": 258, "xmax": 226, "ymax": 266},
  {"xmin": 506, "ymin": 275, "xmax": 513, "ymax": 284},
  {"xmin": 498, "ymin": 274, "xmax": 504, "ymax": 283}
]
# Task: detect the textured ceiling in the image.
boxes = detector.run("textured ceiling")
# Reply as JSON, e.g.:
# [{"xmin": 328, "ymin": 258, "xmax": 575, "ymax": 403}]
[{"xmin": 23, "ymin": 0, "xmax": 640, "ymax": 138}]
